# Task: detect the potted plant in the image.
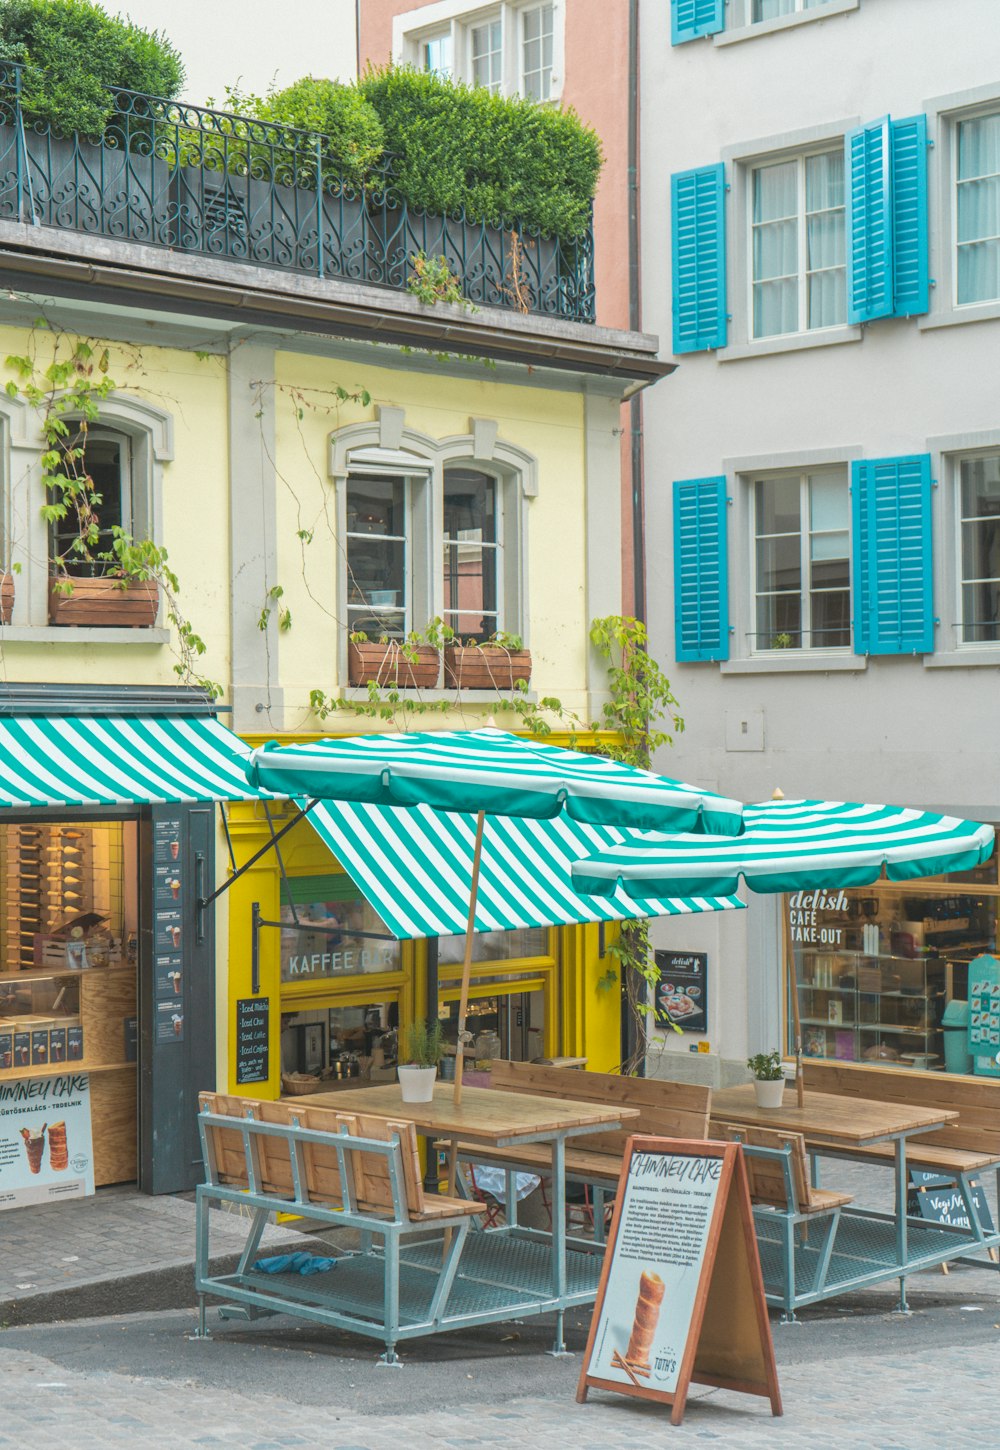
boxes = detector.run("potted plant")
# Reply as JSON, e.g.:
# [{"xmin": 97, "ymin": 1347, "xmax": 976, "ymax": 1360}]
[
  {"xmin": 348, "ymin": 631, "xmax": 440, "ymax": 688},
  {"xmin": 397, "ymin": 1019, "xmax": 445, "ymax": 1103},
  {"xmin": 747, "ymin": 1051, "xmax": 786, "ymax": 1108},
  {"xmin": 443, "ymin": 632, "xmax": 532, "ymax": 691}
]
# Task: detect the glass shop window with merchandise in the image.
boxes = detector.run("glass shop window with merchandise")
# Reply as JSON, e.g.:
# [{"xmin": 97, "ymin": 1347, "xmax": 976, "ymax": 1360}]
[{"xmin": 785, "ymin": 834, "xmax": 1000, "ymax": 1076}]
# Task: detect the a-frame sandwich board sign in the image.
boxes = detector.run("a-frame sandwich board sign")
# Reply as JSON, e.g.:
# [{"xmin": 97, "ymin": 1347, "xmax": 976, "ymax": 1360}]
[{"xmin": 577, "ymin": 1137, "xmax": 782, "ymax": 1426}]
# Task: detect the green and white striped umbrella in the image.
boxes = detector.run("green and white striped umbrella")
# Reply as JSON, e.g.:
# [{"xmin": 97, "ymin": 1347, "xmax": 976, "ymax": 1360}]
[
  {"xmin": 246, "ymin": 727, "xmax": 744, "ymax": 835},
  {"xmin": 572, "ymin": 798, "xmax": 995, "ymax": 899}
]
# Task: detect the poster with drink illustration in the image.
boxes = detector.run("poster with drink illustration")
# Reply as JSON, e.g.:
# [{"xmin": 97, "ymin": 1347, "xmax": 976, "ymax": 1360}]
[
  {"xmin": 154, "ymin": 910, "xmax": 183, "ymax": 954},
  {"xmin": 578, "ymin": 1139, "xmax": 781, "ymax": 1425},
  {"xmin": 0, "ymin": 1073, "xmax": 94, "ymax": 1211},
  {"xmin": 154, "ymin": 862, "xmax": 183, "ymax": 907},
  {"xmin": 155, "ymin": 999, "xmax": 184, "ymax": 1043},
  {"xmin": 154, "ymin": 956, "xmax": 184, "ymax": 1001}
]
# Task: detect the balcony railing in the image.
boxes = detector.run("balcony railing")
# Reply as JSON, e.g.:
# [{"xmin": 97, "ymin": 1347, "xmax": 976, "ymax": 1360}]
[{"xmin": 0, "ymin": 64, "xmax": 595, "ymax": 324}]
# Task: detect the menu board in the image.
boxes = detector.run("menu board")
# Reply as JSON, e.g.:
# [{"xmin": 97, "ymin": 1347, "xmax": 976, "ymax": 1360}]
[
  {"xmin": 968, "ymin": 954, "xmax": 1000, "ymax": 1077},
  {"xmin": 236, "ymin": 997, "xmax": 269, "ymax": 1085},
  {"xmin": 578, "ymin": 1139, "xmax": 780, "ymax": 1426},
  {"xmin": 0, "ymin": 1072, "xmax": 95, "ymax": 1211},
  {"xmin": 909, "ymin": 1169, "xmax": 996, "ymax": 1235},
  {"xmin": 654, "ymin": 951, "xmax": 708, "ymax": 1034},
  {"xmin": 153, "ymin": 819, "xmax": 185, "ymax": 1043}
]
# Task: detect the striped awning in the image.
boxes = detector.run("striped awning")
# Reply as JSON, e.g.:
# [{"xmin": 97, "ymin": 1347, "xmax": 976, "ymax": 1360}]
[
  {"xmin": 572, "ymin": 799, "xmax": 996, "ymax": 900},
  {"xmin": 0, "ymin": 715, "xmax": 266, "ymax": 806},
  {"xmin": 305, "ymin": 798, "xmax": 744, "ymax": 939},
  {"xmin": 247, "ymin": 727, "xmax": 745, "ymax": 835}
]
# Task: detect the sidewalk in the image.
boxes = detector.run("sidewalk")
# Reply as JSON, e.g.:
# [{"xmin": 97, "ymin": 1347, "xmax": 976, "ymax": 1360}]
[{"xmin": 0, "ymin": 1185, "xmax": 303, "ymax": 1326}]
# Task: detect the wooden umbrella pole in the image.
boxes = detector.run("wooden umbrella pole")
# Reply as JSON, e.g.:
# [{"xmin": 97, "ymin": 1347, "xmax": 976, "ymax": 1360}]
[
  {"xmin": 453, "ymin": 809, "xmax": 486, "ymax": 1109},
  {"xmin": 782, "ymin": 902, "xmax": 805, "ymax": 1109}
]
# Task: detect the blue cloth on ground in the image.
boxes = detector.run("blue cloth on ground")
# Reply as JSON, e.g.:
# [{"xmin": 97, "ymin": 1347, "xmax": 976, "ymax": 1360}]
[{"xmin": 252, "ymin": 1251, "xmax": 336, "ymax": 1275}]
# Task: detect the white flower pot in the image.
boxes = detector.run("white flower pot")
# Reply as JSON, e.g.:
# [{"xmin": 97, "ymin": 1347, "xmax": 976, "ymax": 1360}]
[
  {"xmin": 398, "ymin": 1064, "xmax": 437, "ymax": 1103},
  {"xmin": 753, "ymin": 1077, "xmax": 785, "ymax": 1109}
]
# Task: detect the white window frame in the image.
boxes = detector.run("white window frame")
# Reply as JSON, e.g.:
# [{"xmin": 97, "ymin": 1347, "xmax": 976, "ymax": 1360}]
[
  {"xmin": 954, "ymin": 449, "xmax": 1000, "ymax": 649},
  {"xmin": 329, "ymin": 413, "xmax": 535, "ymax": 688},
  {"xmin": 443, "ymin": 466, "xmax": 504, "ymax": 639},
  {"xmin": 750, "ymin": 466, "xmax": 852, "ymax": 656},
  {"xmin": 468, "ymin": 9, "xmax": 503, "ymax": 94},
  {"xmin": 922, "ymin": 84, "xmax": 1000, "ymax": 334},
  {"xmin": 748, "ymin": 145, "xmax": 847, "ymax": 343},
  {"xmin": 715, "ymin": 0, "xmax": 859, "ymax": 48},
  {"xmin": 344, "ymin": 470, "xmax": 416, "ymax": 640},
  {"xmin": 419, "ymin": 26, "xmax": 454, "ymax": 77},
  {"xmin": 720, "ymin": 119, "xmax": 862, "ymax": 362},
  {"xmin": 518, "ymin": 2, "xmax": 554, "ymax": 103},
  {"xmin": 393, "ymin": 1, "xmax": 564, "ymax": 103},
  {"xmin": 925, "ymin": 432, "xmax": 1000, "ymax": 667}
]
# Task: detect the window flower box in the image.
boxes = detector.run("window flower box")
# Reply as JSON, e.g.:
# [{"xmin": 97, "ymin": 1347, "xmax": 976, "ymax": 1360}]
[
  {"xmin": 348, "ymin": 640, "xmax": 440, "ymax": 688},
  {"xmin": 0, "ymin": 573, "xmax": 13, "ymax": 624},
  {"xmin": 48, "ymin": 575, "xmax": 159, "ymax": 628},
  {"xmin": 443, "ymin": 644, "xmax": 532, "ymax": 691}
]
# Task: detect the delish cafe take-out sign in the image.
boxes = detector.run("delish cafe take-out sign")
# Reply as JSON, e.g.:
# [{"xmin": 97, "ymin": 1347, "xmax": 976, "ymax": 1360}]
[{"xmin": 787, "ymin": 889, "xmax": 848, "ymax": 946}]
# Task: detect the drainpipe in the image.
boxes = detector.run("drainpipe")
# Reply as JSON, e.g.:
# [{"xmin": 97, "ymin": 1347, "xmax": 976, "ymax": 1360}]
[
  {"xmin": 623, "ymin": 0, "xmax": 648, "ymax": 1077},
  {"xmin": 354, "ymin": 0, "xmax": 363, "ymax": 77},
  {"xmin": 628, "ymin": 0, "xmax": 644, "ymax": 628}
]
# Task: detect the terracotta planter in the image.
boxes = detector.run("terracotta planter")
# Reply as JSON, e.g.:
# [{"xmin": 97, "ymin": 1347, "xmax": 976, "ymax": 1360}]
[
  {"xmin": 48, "ymin": 575, "xmax": 159, "ymax": 628},
  {"xmin": 444, "ymin": 644, "xmax": 532, "ymax": 691},
  {"xmin": 0, "ymin": 573, "xmax": 13, "ymax": 624},
  {"xmin": 348, "ymin": 640, "xmax": 440, "ymax": 688}
]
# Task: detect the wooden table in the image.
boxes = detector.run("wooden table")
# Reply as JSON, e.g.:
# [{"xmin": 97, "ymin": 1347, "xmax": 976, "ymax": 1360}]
[
  {"xmin": 711, "ymin": 1085, "xmax": 958, "ymax": 1308},
  {"xmin": 310, "ymin": 1081, "xmax": 639, "ymax": 1351}
]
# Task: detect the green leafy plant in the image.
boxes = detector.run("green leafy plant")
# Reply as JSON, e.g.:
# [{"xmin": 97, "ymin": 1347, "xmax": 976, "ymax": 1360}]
[
  {"xmin": 0, "ymin": 0, "xmax": 184, "ymax": 137},
  {"xmin": 588, "ymin": 616, "xmax": 686, "ymax": 1074},
  {"xmin": 747, "ymin": 1051, "xmax": 784, "ymax": 1082},
  {"xmin": 359, "ymin": 64, "xmax": 602, "ymax": 238},
  {"xmin": 771, "ymin": 632, "xmax": 794, "ymax": 650},
  {"xmin": 407, "ymin": 251, "xmax": 475, "ymax": 311},
  {"xmin": 403, "ymin": 1018, "xmax": 445, "ymax": 1068},
  {"xmin": 258, "ymin": 583, "xmax": 292, "ymax": 634}
]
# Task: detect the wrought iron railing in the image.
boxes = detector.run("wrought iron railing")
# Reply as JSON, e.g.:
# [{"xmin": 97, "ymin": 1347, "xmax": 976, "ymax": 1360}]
[{"xmin": 0, "ymin": 64, "xmax": 595, "ymax": 323}]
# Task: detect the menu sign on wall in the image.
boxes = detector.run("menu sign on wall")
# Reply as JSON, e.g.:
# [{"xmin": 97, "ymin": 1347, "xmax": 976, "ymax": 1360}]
[
  {"xmin": 236, "ymin": 998, "xmax": 270, "ymax": 1085},
  {"xmin": 0, "ymin": 1073, "xmax": 95, "ymax": 1211},
  {"xmin": 654, "ymin": 951, "xmax": 708, "ymax": 1034},
  {"xmin": 153, "ymin": 819, "xmax": 185, "ymax": 1043},
  {"xmin": 578, "ymin": 1139, "xmax": 781, "ymax": 1426}
]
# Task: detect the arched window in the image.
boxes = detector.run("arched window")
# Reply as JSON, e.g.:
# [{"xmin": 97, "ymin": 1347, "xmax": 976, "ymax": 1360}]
[{"xmin": 51, "ymin": 426, "xmax": 133, "ymax": 576}]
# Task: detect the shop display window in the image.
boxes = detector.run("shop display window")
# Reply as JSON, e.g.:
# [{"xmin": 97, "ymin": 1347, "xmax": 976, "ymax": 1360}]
[
  {"xmin": 280, "ymin": 1001, "xmax": 399, "ymax": 1081},
  {"xmin": 437, "ymin": 926, "xmax": 550, "ymax": 966},
  {"xmin": 785, "ymin": 832, "xmax": 1000, "ymax": 1076},
  {"xmin": 279, "ymin": 873, "xmax": 400, "ymax": 984},
  {"xmin": 0, "ymin": 821, "xmax": 138, "ymax": 1080}
]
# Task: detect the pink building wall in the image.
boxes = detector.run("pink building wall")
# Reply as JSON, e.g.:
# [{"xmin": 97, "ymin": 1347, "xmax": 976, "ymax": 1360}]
[{"xmin": 357, "ymin": 1, "xmax": 638, "ymax": 614}]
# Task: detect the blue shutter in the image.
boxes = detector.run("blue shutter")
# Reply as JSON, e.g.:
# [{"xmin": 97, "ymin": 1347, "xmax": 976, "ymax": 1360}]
[
  {"xmin": 847, "ymin": 115, "xmax": 929, "ymax": 323},
  {"xmin": 671, "ymin": 0, "xmax": 725, "ymax": 44},
  {"xmin": 671, "ymin": 165, "xmax": 727, "ymax": 354},
  {"xmin": 889, "ymin": 114, "xmax": 929, "ymax": 317},
  {"xmin": 846, "ymin": 118, "xmax": 893, "ymax": 324},
  {"xmin": 851, "ymin": 455, "xmax": 934, "ymax": 656},
  {"xmin": 673, "ymin": 477, "xmax": 729, "ymax": 662}
]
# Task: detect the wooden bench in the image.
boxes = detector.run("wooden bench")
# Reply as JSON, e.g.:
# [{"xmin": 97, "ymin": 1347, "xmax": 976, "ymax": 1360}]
[
  {"xmin": 454, "ymin": 1062, "xmax": 711, "ymax": 1206},
  {"xmin": 801, "ymin": 1060, "xmax": 1000, "ymax": 1176}
]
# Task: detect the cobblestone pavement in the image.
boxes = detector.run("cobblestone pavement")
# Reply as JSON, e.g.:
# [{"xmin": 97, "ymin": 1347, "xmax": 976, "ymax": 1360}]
[{"xmin": 0, "ymin": 1310, "xmax": 999, "ymax": 1448}]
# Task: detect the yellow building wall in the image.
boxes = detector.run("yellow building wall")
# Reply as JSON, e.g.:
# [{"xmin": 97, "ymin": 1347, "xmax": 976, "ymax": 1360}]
[
  {"xmin": 0, "ymin": 327, "xmax": 232, "ymax": 690},
  {"xmin": 271, "ymin": 351, "xmax": 591, "ymax": 728}
]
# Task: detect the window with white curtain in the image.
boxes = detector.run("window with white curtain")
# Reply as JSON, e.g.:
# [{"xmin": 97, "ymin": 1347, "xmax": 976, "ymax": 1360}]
[
  {"xmin": 959, "ymin": 454, "xmax": 1000, "ymax": 644},
  {"xmin": 751, "ymin": 148, "xmax": 846, "ymax": 339},
  {"xmin": 726, "ymin": 0, "xmax": 847, "ymax": 28},
  {"xmin": 957, "ymin": 112, "xmax": 1000, "ymax": 306},
  {"xmin": 752, "ymin": 469, "xmax": 851, "ymax": 651},
  {"xmin": 443, "ymin": 469, "xmax": 501, "ymax": 639}
]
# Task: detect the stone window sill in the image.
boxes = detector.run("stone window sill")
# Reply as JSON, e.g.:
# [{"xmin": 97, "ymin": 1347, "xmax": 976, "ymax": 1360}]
[
  {"xmin": 339, "ymin": 686, "xmax": 537, "ymax": 705},
  {"xmin": 0, "ymin": 626, "xmax": 170, "ymax": 644},
  {"xmin": 720, "ymin": 654, "xmax": 867, "ymax": 675},
  {"xmin": 719, "ymin": 324, "xmax": 861, "ymax": 362},
  {"xmin": 919, "ymin": 299, "xmax": 1000, "ymax": 332},
  {"xmin": 714, "ymin": 0, "xmax": 859, "ymax": 47},
  {"xmin": 924, "ymin": 650, "xmax": 1000, "ymax": 670}
]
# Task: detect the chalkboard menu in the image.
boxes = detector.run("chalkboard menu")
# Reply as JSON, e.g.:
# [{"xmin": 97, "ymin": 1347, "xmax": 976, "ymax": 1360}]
[
  {"xmin": 908, "ymin": 1169, "xmax": 996, "ymax": 1234},
  {"xmin": 236, "ymin": 997, "xmax": 270, "ymax": 1085},
  {"xmin": 653, "ymin": 951, "xmax": 708, "ymax": 1034},
  {"xmin": 578, "ymin": 1139, "xmax": 781, "ymax": 1425}
]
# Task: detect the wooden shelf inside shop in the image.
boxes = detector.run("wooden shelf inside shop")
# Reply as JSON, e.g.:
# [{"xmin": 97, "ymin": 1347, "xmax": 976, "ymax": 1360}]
[
  {"xmin": 0, "ymin": 963, "xmax": 132, "ymax": 987},
  {"xmin": 0, "ymin": 1059, "xmax": 135, "ymax": 1083}
]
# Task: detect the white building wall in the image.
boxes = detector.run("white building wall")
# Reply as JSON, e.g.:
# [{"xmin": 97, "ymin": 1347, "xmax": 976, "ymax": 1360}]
[{"xmin": 639, "ymin": 0, "xmax": 1000, "ymax": 1083}]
